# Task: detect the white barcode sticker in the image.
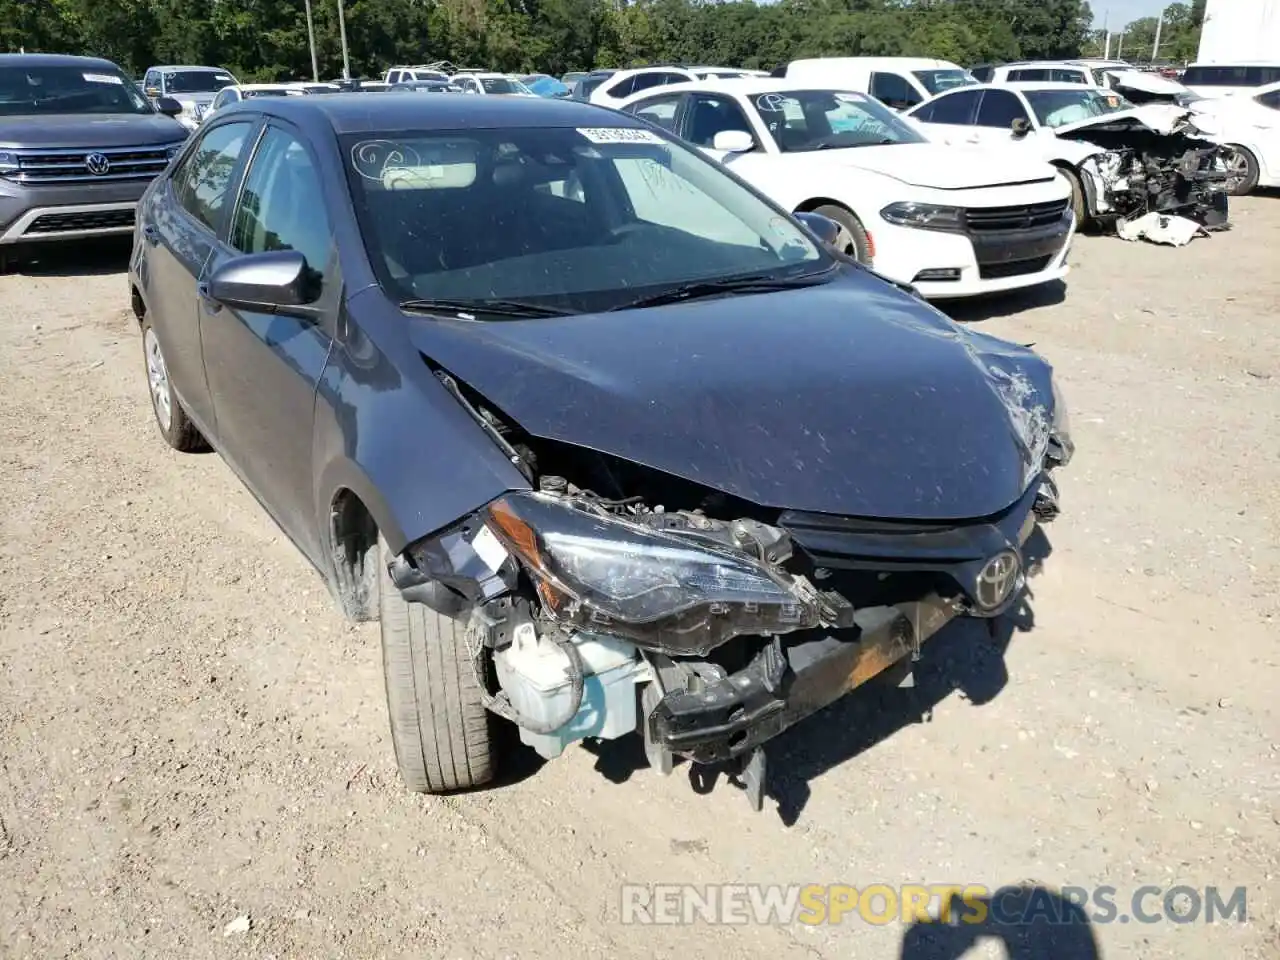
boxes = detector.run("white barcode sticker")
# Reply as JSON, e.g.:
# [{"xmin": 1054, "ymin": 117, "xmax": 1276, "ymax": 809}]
[
  {"xmin": 576, "ymin": 126, "xmax": 665, "ymax": 145},
  {"xmin": 470, "ymin": 524, "xmax": 509, "ymax": 572},
  {"xmin": 84, "ymin": 73, "xmax": 124, "ymax": 85}
]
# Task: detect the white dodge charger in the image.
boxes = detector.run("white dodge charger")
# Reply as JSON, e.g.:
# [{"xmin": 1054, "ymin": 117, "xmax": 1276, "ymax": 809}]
[{"xmin": 615, "ymin": 77, "xmax": 1076, "ymax": 300}]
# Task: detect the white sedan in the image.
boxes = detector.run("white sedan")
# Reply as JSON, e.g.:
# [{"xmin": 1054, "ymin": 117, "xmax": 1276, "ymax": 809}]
[
  {"xmin": 1181, "ymin": 81, "xmax": 1280, "ymax": 194},
  {"xmin": 615, "ymin": 78, "xmax": 1075, "ymax": 300}
]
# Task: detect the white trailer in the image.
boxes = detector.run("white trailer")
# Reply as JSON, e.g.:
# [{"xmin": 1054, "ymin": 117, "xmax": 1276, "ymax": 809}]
[{"xmin": 1197, "ymin": 0, "xmax": 1280, "ymax": 63}]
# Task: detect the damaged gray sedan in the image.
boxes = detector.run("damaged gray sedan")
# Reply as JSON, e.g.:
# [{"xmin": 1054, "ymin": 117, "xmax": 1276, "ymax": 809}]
[{"xmin": 130, "ymin": 93, "xmax": 1073, "ymax": 810}]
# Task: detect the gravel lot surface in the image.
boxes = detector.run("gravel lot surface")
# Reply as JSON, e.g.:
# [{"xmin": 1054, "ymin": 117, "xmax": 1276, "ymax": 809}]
[{"xmin": 1, "ymin": 202, "xmax": 1278, "ymax": 960}]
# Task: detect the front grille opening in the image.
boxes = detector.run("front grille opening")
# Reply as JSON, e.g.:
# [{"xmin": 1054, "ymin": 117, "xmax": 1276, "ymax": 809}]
[
  {"xmin": 3, "ymin": 146, "xmax": 171, "ymax": 184},
  {"xmin": 27, "ymin": 210, "xmax": 135, "ymax": 234},
  {"xmin": 978, "ymin": 254, "xmax": 1054, "ymax": 280},
  {"xmin": 965, "ymin": 200, "xmax": 1070, "ymax": 232}
]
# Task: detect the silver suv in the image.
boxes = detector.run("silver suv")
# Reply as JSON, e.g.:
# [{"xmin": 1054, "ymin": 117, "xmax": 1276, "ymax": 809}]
[
  {"xmin": 0, "ymin": 53, "xmax": 190, "ymax": 270},
  {"xmin": 141, "ymin": 64, "xmax": 239, "ymax": 130}
]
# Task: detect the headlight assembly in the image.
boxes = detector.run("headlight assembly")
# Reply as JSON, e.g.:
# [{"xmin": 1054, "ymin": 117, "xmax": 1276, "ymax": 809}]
[
  {"xmin": 484, "ymin": 491, "xmax": 829, "ymax": 656},
  {"xmin": 880, "ymin": 201, "xmax": 963, "ymax": 231}
]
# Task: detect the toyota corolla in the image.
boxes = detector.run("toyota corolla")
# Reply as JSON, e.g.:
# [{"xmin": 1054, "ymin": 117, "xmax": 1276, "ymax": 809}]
[{"xmin": 128, "ymin": 94, "xmax": 1072, "ymax": 810}]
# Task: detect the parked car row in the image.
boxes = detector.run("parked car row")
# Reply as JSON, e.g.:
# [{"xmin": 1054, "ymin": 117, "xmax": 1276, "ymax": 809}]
[{"xmin": 125, "ymin": 88, "xmax": 1074, "ymax": 810}]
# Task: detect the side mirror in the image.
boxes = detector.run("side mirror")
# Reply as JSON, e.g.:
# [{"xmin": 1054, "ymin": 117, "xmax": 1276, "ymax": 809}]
[
  {"xmin": 155, "ymin": 96, "xmax": 184, "ymax": 117},
  {"xmin": 794, "ymin": 211, "xmax": 841, "ymax": 248},
  {"xmin": 1011, "ymin": 117, "xmax": 1031, "ymax": 138},
  {"xmin": 206, "ymin": 251, "xmax": 321, "ymax": 313},
  {"xmin": 712, "ymin": 129, "xmax": 755, "ymax": 153}
]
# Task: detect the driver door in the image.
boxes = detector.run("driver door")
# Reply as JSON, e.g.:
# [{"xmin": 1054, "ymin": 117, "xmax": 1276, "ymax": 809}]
[
  {"xmin": 908, "ymin": 88, "xmax": 983, "ymax": 145},
  {"xmin": 968, "ymin": 89, "xmax": 1039, "ymax": 148},
  {"xmin": 679, "ymin": 93, "xmax": 768, "ymax": 176}
]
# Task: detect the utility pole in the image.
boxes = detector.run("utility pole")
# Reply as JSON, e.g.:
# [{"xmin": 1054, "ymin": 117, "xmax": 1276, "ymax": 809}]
[
  {"xmin": 303, "ymin": 0, "xmax": 319, "ymax": 82},
  {"xmin": 1117, "ymin": 30, "xmax": 1125, "ymax": 59},
  {"xmin": 1151, "ymin": 11, "xmax": 1164, "ymax": 62},
  {"xmin": 1102, "ymin": 9, "xmax": 1111, "ymax": 59},
  {"xmin": 336, "ymin": 0, "xmax": 351, "ymax": 80}
]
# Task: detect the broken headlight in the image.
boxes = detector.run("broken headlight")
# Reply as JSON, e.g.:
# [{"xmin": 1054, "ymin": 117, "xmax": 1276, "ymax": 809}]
[
  {"xmin": 484, "ymin": 491, "xmax": 827, "ymax": 655},
  {"xmin": 880, "ymin": 201, "xmax": 963, "ymax": 231}
]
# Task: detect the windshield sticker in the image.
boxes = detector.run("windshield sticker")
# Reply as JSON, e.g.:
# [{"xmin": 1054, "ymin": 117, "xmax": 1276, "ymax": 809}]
[
  {"xmin": 755, "ymin": 93, "xmax": 793, "ymax": 112},
  {"xmin": 351, "ymin": 140, "xmax": 422, "ymax": 181},
  {"xmin": 576, "ymin": 127, "xmax": 665, "ymax": 144},
  {"xmin": 834, "ymin": 92, "xmax": 870, "ymax": 104},
  {"xmin": 83, "ymin": 73, "xmax": 124, "ymax": 84}
]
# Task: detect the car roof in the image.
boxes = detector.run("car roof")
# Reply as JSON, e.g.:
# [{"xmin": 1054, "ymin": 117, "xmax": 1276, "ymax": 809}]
[
  {"xmin": 153, "ymin": 64, "xmax": 230, "ymax": 72},
  {"xmin": 223, "ymin": 92, "xmax": 647, "ymax": 134},
  {"xmin": 997, "ymin": 81, "xmax": 1111, "ymax": 92},
  {"xmin": 0, "ymin": 53, "xmax": 119, "ymax": 69},
  {"xmin": 789, "ymin": 57, "xmax": 961, "ymax": 70},
  {"xmin": 997, "ymin": 61, "xmax": 1091, "ymax": 71}
]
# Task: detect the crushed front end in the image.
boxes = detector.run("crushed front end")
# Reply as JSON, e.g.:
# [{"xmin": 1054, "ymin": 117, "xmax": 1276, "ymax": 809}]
[
  {"xmin": 1066, "ymin": 110, "xmax": 1231, "ymax": 236},
  {"xmin": 385, "ymin": 366, "xmax": 1073, "ymax": 811}
]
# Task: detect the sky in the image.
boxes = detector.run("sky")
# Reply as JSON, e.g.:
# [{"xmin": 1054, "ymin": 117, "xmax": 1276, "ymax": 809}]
[{"xmin": 1092, "ymin": 0, "xmax": 1175, "ymax": 29}]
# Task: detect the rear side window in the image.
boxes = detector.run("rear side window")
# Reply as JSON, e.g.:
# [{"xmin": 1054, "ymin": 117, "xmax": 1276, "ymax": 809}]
[
  {"xmin": 970, "ymin": 66, "xmax": 994, "ymax": 82},
  {"xmin": 230, "ymin": 127, "xmax": 332, "ymax": 272},
  {"xmin": 976, "ymin": 89, "xmax": 1030, "ymax": 127},
  {"xmin": 1008, "ymin": 69, "xmax": 1051, "ymax": 82},
  {"xmin": 1182, "ymin": 65, "xmax": 1279, "ymax": 86},
  {"xmin": 869, "ymin": 72, "xmax": 921, "ymax": 110},
  {"xmin": 626, "ymin": 95, "xmax": 682, "ymax": 132},
  {"xmin": 172, "ymin": 121, "xmax": 253, "ymax": 232},
  {"xmin": 1257, "ymin": 89, "xmax": 1280, "ymax": 109},
  {"xmin": 915, "ymin": 88, "xmax": 981, "ymax": 124}
]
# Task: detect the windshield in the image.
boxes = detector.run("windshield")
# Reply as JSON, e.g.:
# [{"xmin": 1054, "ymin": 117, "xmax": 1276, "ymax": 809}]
[
  {"xmin": 164, "ymin": 70, "xmax": 236, "ymax": 94},
  {"xmin": 244, "ymin": 88, "xmax": 292, "ymax": 98},
  {"xmin": 913, "ymin": 69, "xmax": 977, "ymax": 94},
  {"xmin": 0, "ymin": 65, "xmax": 154, "ymax": 116},
  {"xmin": 342, "ymin": 126, "xmax": 827, "ymax": 314},
  {"xmin": 1024, "ymin": 89, "xmax": 1132, "ymax": 128},
  {"xmin": 749, "ymin": 89, "xmax": 926, "ymax": 152},
  {"xmin": 480, "ymin": 77, "xmax": 530, "ymax": 95}
]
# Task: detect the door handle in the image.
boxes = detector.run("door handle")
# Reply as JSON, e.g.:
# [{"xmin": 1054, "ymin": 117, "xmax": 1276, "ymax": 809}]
[
  {"xmin": 142, "ymin": 224, "xmax": 160, "ymax": 245},
  {"xmin": 196, "ymin": 282, "xmax": 222, "ymax": 314}
]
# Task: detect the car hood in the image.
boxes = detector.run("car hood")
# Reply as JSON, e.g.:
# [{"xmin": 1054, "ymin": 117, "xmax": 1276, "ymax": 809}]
[
  {"xmin": 171, "ymin": 92, "xmax": 218, "ymax": 106},
  {"xmin": 0, "ymin": 113, "xmax": 189, "ymax": 149},
  {"xmin": 404, "ymin": 269, "xmax": 1057, "ymax": 521},
  {"xmin": 815, "ymin": 142, "xmax": 1055, "ymax": 189}
]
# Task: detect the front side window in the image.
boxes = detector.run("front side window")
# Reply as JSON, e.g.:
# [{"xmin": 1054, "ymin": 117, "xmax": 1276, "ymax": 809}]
[
  {"xmin": 1023, "ymin": 89, "xmax": 1131, "ymax": 128},
  {"xmin": 975, "ymin": 89, "xmax": 1031, "ymax": 127},
  {"xmin": 230, "ymin": 127, "xmax": 332, "ymax": 272},
  {"xmin": 750, "ymin": 89, "xmax": 925, "ymax": 152},
  {"xmin": 163, "ymin": 70, "xmax": 236, "ymax": 94},
  {"xmin": 173, "ymin": 121, "xmax": 253, "ymax": 232},
  {"xmin": 480, "ymin": 77, "xmax": 529, "ymax": 95},
  {"xmin": 625, "ymin": 95, "xmax": 682, "ymax": 132},
  {"xmin": 1257, "ymin": 88, "xmax": 1280, "ymax": 110},
  {"xmin": 683, "ymin": 95, "xmax": 757, "ymax": 147},
  {"xmin": 341, "ymin": 126, "xmax": 827, "ymax": 313},
  {"xmin": 912, "ymin": 69, "xmax": 977, "ymax": 94},
  {"xmin": 0, "ymin": 65, "xmax": 154, "ymax": 116},
  {"xmin": 869, "ymin": 72, "xmax": 922, "ymax": 109}
]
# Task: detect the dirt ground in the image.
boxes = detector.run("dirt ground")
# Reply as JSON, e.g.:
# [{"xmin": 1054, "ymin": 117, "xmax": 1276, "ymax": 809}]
[{"xmin": 1, "ymin": 202, "xmax": 1278, "ymax": 960}]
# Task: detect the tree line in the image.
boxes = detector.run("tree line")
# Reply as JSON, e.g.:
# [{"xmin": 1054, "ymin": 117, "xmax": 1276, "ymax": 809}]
[{"xmin": 0, "ymin": 0, "xmax": 1203, "ymax": 84}]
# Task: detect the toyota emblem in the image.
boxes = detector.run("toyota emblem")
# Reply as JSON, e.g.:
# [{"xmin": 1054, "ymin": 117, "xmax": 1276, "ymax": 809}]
[
  {"xmin": 972, "ymin": 549, "xmax": 1021, "ymax": 614},
  {"xmin": 84, "ymin": 153, "xmax": 112, "ymax": 176}
]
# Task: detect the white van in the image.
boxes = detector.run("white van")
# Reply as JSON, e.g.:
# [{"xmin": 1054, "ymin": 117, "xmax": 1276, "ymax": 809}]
[
  {"xmin": 781, "ymin": 57, "xmax": 976, "ymax": 110},
  {"xmin": 1181, "ymin": 63, "xmax": 1280, "ymax": 98}
]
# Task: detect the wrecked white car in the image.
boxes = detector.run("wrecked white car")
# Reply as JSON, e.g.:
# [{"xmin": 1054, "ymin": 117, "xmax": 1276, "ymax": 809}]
[{"xmin": 907, "ymin": 83, "xmax": 1230, "ymax": 237}]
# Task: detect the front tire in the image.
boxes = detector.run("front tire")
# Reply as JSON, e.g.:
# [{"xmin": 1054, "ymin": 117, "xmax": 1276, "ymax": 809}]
[
  {"xmin": 1059, "ymin": 167, "xmax": 1088, "ymax": 228},
  {"xmin": 378, "ymin": 536, "xmax": 497, "ymax": 792},
  {"xmin": 811, "ymin": 203, "xmax": 873, "ymax": 265},
  {"xmin": 1222, "ymin": 145, "xmax": 1260, "ymax": 196},
  {"xmin": 141, "ymin": 320, "xmax": 208, "ymax": 452}
]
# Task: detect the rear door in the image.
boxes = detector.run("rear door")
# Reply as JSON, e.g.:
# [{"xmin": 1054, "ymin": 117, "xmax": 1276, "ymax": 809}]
[
  {"xmin": 142, "ymin": 118, "xmax": 258, "ymax": 435},
  {"xmin": 908, "ymin": 88, "xmax": 982, "ymax": 143},
  {"xmin": 199, "ymin": 121, "xmax": 338, "ymax": 563}
]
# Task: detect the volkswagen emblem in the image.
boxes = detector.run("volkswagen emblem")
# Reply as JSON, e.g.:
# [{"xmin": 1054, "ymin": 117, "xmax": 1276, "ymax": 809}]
[
  {"xmin": 972, "ymin": 549, "xmax": 1021, "ymax": 615},
  {"xmin": 84, "ymin": 153, "xmax": 111, "ymax": 176}
]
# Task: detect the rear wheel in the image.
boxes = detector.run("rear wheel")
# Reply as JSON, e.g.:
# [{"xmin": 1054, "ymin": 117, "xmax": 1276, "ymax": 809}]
[
  {"xmin": 1222, "ymin": 145, "xmax": 1260, "ymax": 196},
  {"xmin": 378, "ymin": 535, "xmax": 497, "ymax": 792},
  {"xmin": 811, "ymin": 204, "xmax": 873, "ymax": 265}
]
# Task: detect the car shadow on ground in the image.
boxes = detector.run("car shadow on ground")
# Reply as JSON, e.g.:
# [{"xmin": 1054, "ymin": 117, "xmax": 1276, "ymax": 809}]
[
  {"xmin": 899, "ymin": 885, "xmax": 1101, "ymax": 960},
  {"xmin": 940, "ymin": 280, "xmax": 1067, "ymax": 324},
  {"xmin": 6, "ymin": 238, "xmax": 132, "ymax": 277},
  {"xmin": 523, "ymin": 527, "xmax": 1054, "ymax": 822}
]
